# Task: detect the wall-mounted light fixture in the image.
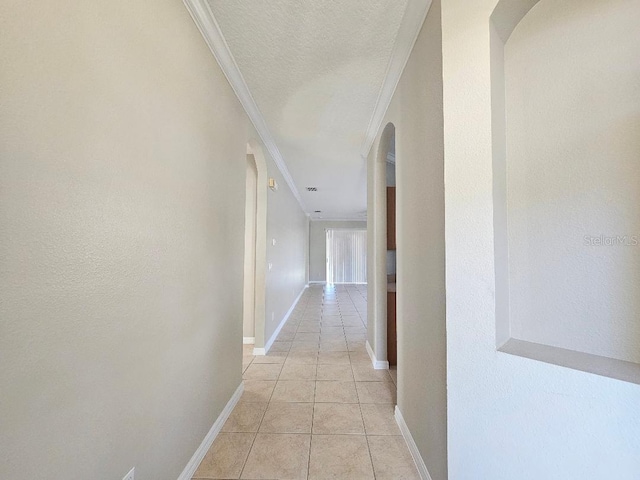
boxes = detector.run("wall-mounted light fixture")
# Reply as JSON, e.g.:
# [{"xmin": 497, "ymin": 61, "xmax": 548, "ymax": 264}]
[{"xmin": 268, "ymin": 178, "xmax": 278, "ymax": 191}]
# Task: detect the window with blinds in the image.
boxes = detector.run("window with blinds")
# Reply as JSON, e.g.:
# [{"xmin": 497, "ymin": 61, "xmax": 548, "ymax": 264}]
[{"xmin": 326, "ymin": 229, "xmax": 367, "ymax": 284}]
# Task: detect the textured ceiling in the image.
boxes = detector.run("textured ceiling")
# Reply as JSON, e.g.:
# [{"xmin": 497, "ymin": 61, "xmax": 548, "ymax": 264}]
[{"xmin": 207, "ymin": 0, "xmax": 409, "ymax": 220}]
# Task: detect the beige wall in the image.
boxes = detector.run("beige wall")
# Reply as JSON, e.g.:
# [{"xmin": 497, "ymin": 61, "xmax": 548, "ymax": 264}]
[
  {"xmin": 309, "ymin": 220, "xmax": 367, "ymax": 283},
  {"xmin": 264, "ymin": 162, "xmax": 309, "ymax": 344},
  {"xmin": 503, "ymin": 0, "xmax": 640, "ymax": 363},
  {"xmin": 0, "ymin": 1, "xmax": 307, "ymax": 478},
  {"xmin": 367, "ymin": 2, "xmax": 447, "ymax": 478},
  {"xmin": 443, "ymin": 0, "xmax": 640, "ymax": 477}
]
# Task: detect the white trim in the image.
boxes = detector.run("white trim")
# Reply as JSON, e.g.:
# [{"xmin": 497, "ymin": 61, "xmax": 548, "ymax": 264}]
[
  {"xmin": 182, "ymin": 0, "xmax": 305, "ymax": 211},
  {"xmin": 395, "ymin": 406, "xmax": 434, "ymax": 480},
  {"xmin": 366, "ymin": 340, "xmax": 390, "ymax": 370},
  {"xmin": 309, "ymin": 217, "xmax": 368, "ymax": 222},
  {"xmin": 255, "ymin": 285, "xmax": 308, "ymax": 356},
  {"xmin": 243, "ymin": 337, "xmax": 255, "ymax": 345},
  {"xmin": 177, "ymin": 382, "xmax": 244, "ymax": 480},
  {"xmin": 308, "ymin": 281, "xmax": 327, "ymax": 285},
  {"xmin": 360, "ymin": 0, "xmax": 433, "ymax": 157}
]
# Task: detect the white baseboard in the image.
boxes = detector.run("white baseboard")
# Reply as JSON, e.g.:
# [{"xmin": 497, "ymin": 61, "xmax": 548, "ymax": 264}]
[
  {"xmin": 177, "ymin": 382, "xmax": 244, "ymax": 480},
  {"xmin": 260, "ymin": 285, "xmax": 308, "ymax": 355},
  {"xmin": 366, "ymin": 340, "xmax": 390, "ymax": 370},
  {"xmin": 243, "ymin": 337, "xmax": 255, "ymax": 345},
  {"xmin": 395, "ymin": 406, "xmax": 433, "ymax": 480}
]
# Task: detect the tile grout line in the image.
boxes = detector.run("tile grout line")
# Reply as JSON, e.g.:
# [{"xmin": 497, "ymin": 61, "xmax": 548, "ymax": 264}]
[
  {"xmin": 347, "ymin": 286, "xmax": 379, "ymax": 479},
  {"xmin": 364, "ymin": 432, "xmax": 378, "ymax": 479},
  {"xmin": 231, "ymin": 286, "xmax": 385, "ymax": 480},
  {"xmin": 237, "ymin": 345, "xmax": 280, "ymax": 480},
  {"xmin": 306, "ymin": 295, "xmax": 321, "ymax": 480},
  {"xmin": 239, "ymin": 293, "xmax": 301, "ymax": 480}
]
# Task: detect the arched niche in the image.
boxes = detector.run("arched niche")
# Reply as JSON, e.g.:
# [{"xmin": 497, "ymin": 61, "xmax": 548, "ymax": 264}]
[{"xmin": 491, "ymin": 0, "xmax": 640, "ymax": 383}]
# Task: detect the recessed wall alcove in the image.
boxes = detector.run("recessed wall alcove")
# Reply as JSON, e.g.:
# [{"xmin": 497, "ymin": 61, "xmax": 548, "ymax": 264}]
[{"xmin": 491, "ymin": 0, "xmax": 640, "ymax": 383}]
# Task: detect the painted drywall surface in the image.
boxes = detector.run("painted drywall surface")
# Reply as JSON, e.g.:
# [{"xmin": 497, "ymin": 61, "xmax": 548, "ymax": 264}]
[
  {"xmin": 369, "ymin": 2, "xmax": 448, "ymax": 478},
  {"xmin": 0, "ymin": 1, "xmax": 303, "ymax": 478},
  {"xmin": 309, "ymin": 221, "xmax": 367, "ymax": 283},
  {"xmin": 367, "ymin": 141, "xmax": 379, "ymax": 355},
  {"xmin": 263, "ymin": 158, "xmax": 309, "ymax": 344},
  {"xmin": 243, "ymin": 156, "xmax": 258, "ymax": 338},
  {"xmin": 386, "ymin": 250, "xmax": 397, "ymax": 276},
  {"xmin": 386, "ymin": 162, "xmax": 397, "ymax": 187},
  {"xmin": 441, "ymin": 0, "xmax": 640, "ymax": 478},
  {"xmin": 504, "ymin": 0, "xmax": 640, "ymax": 363}
]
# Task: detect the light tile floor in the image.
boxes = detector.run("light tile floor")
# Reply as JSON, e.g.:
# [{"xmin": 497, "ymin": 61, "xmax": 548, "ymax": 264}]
[{"xmin": 193, "ymin": 284, "xmax": 419, "ymax": 480}]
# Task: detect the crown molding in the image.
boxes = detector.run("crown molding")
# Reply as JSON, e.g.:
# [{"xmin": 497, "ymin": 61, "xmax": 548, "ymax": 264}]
[
  {"xmin": 183, "ymin": 0, "xmax": 306, "ymax": 211},
  {"xmin": 360, "ymin": 0, "xmax": 433, "ymax": 158}
]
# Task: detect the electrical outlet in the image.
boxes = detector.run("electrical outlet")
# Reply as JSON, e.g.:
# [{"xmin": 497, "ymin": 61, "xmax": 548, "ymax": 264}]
[
  {"xmin": 123, "ymin": 467, "xmax": 135, "ymax": 480},
  {"xmin": 271, "ymin": 312, "xmax": 275, "ymax": 322}
]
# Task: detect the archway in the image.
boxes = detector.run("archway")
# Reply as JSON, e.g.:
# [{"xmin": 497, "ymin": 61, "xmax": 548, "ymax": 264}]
[
  {"xmin": 242, "ymin": 153, "xmax": 258, "ymax": 345},
  {"xmin": 245, "ymin": 141, "xmax": 268, "ymax": 355},
  {"xmin": 368, "ymin": 122, "xmax": 396, "ymax": 369}
]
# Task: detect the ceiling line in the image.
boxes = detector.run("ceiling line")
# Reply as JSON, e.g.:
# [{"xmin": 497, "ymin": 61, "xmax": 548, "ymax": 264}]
[
  {"xmin": 360, "ymin": 0, "xmax": 433, "ymax": 158},
  {"xmin": 183, "ymin": 0, "xmax": 307, "ymax": 212}
]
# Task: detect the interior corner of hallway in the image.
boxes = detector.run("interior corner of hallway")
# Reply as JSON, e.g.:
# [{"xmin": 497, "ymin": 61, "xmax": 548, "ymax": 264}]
[{"xmin": 0, "ymin": 0, "xmax": 307, "ymax": 478}]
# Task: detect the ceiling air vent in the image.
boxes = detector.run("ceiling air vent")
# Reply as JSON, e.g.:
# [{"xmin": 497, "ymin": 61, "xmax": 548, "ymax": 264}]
[
  {"xmin": 314, "ymin": 210, "xmax": 322, "ymax": 213},
  {"xmin": 306, "ymin": 187, "xmax": 318, "ymax": 192}
]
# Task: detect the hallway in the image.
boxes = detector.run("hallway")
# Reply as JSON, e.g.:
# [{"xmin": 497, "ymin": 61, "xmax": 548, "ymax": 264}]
[{"xmin": 192, "ymin": 285, "xmax": 416, "ymax": 479}]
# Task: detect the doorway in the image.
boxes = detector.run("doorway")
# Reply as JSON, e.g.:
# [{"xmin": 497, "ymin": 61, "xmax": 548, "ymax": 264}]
[
  {"xmin": 385, "ymin": 129, "xmax": 397, "ymax": 367},
  {"xmin": 326, "ymin": 229, "xmax": 367, "ymax": 285},
  {"xmin": 242, "ymin": 142, "xmax": 268, "ymax": 361},
  {"xmin": 243, "ymin": 154, "xmax": 258, "ymax": 345}
]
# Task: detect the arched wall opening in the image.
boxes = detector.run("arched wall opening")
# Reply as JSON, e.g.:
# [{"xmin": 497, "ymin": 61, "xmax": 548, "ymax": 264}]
[
  {"xmin": 491, "ymin": 0, "xmax": 640, "ymax": 383},
  {"xmin": 368, "ymin": 122, "xmax": 396, "ymax": 368},
  {"xmin": 242, "ymin": 153, "xmax": 258, "ymax": 343},
  {"xmin": 385, "ymin": 128, "xmax": 397, "ymax": 367},
  {"xmin": 246, "ymin": 141, "xmax": 268, "ymax": 354}
]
